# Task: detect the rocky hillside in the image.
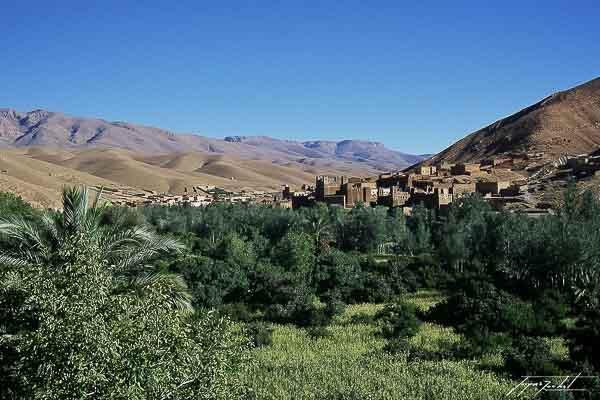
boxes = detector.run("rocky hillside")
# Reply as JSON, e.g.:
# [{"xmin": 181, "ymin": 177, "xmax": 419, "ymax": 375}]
[{"xmin": 428, "ymin": 76, "xmax": 600, "ymax": 164}]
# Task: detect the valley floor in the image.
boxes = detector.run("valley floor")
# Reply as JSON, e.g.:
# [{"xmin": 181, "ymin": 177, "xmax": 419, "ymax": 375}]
[{"xmin": 240, "ymin": 291, "xmax": 567, "ymax": 400}]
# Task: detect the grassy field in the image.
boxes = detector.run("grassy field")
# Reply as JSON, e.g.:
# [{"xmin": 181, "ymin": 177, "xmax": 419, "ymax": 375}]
[{"xmin": 240, "ymin": 291, "xmax": 527, "ymax": 400}]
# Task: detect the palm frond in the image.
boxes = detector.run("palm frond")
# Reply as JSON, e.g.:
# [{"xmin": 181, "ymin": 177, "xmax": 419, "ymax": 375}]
[
  {"xmin": 0, "ymin": 218, "xmax": 50, "ymax": 260},
  {"xmin": 0, "ymin": 254, "xmax": 31, "ymax": 268},
  {"xmin": 110, "ymin": 234, "xmax": 184, "ymax": 271},
  {"xmin": 91, "ymin": 186, "xmax": 104, "ymax": 209},
  {"xmin": 61, "ymin": 185, "xmax": 110, "ymax": 238},
  {"xmin": 116, "ymin": 272, "xmax": 193, "ymax": 312},
  {"xmin": 99, "ymin": 225, "xmax": 155, "ymax": 255},
  {"xmin": 146, "ymin": 234, "xmax": 185, "ymax": 252},
  {"xmin": 62, "ymin": 185, "xmax": 88, "ymax": 234},
  {"xmin": 40, "ymin": 213, "xmax": 59, "ymax": 239}
]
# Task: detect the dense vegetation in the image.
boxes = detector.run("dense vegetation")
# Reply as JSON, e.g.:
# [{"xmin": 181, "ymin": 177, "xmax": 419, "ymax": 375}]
[
  {"xmin": 1, "ymin": 184, "xmax": 600, "ymax": 399},
  {"xmin": 0, "ymin": 190, "xmax": 249, "ymax": 399}
]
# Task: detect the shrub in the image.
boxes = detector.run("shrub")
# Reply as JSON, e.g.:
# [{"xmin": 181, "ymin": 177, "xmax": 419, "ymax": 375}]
[
  {"xmin": 307, "ymin": 326, "xmax": 334, "ymax": 339},
  {"xmin": 350, "ymin": 271, "xmax": 395, "ymax": 303},
  {"xmin": 530, "ymin": 290, "xmax": 568, "ymax": 336},
  {"xmin": 0, "ymin": 192, "xmax": 36, "ymax": 219},
  {"xmin": 264, "ymin": 294, "xmax": 332, "ymax": 327},
  {"xmin": 458, "ymin": 327, "xmax": 512, "ymax": 357},
  {"xmin": 425, "ymin": 281, "xmax": 547, "ymax": 355},
  {"xmin": 324, "ymin": 297, "xmax": 346, "ymax": 320},
  {"xmin": 383, "ymin": 338, "xmax": 411, "ymax": 355},
  {"xmin": 427, "ymin": 281, "xmax": 537, "ymax": 336},
  {"xmin": 262, "ymin": 291, "xmax": 347, "ymax": 328},
  {"xmin": 409, "ymin": 255, "xmax": 451, "ymax": 290},
  {"xmin": 569, "ymin": 307, "xmax": 600, "ymax": 372},
  {"xmin": 349, "ymin": 313, "xmax": 375, "ymax": 325},
  {"xmin": 171, "ymin": 255, "xmax": 250, "ymax": 308},
  {"xmin": 0, "ymin": 240, "xmax": 251, "ymax": 399},
  {"xmin": 246, "ymin": 321, "xmax": 274, "ymax": 347},
  {"xmin": 314, "ymin": 249, "xmax": 361, "ymax": 301},
  {"xmin": 263, "ymin": 303, "xmax": 285, "ymax": 322},
  {"xmin": 218, "ymin": 303, "xmax": 257, "ymax": 322},
  {"xmin": 376, "ymin": 300, "xmax": 422, "ymax": 339},
  {"xmin": 504, "ymin": 337, "xmax": 562, "ymax": 378}
]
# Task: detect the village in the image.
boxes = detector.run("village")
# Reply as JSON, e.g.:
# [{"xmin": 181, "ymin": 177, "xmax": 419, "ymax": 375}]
[
  {"xmin": 91, "ymin": 151, "xmax": 600, "ymax": 215},
  {"xmin": 282, "ymin": 158, "xmax": 528, "ymax": 214},
  {"xmin": 283, "ymin": 151, "xmax": 600, "ymax": 214},
  {"xmin": 94, "ymin": 184, "xmax": 282, "ymax": 208}
]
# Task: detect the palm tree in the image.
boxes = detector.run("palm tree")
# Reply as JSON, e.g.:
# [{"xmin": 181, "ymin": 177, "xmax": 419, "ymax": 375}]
[
  {"xmin": 0, "ymin": 186, "xmax": 191, "ymax": 310},
  {"xmin": 302, "ymin": 204, "xmax": 333, "ymax": 252}
]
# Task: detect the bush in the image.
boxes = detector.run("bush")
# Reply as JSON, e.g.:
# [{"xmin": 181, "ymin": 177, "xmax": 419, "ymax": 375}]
[
  {"xmin": 349, "ymin": 313, "xmax": 375, "ymax": 325},
  {"xmin": 459, "ymin": 327, "xmax": 512, "ymax": 357},
  {"xmin": 0, "ymin": 192, "xmax": 36, "ymax": 219},
  {"xmin": 262, "ymin": 292, "xmax": 347, "ymax": 328},
  {"xmin": 569, "ymin": 307, "xmax": 600, "ymax": 372},
  {"xmin": 531, "ymin": 290, "xmax": 568, "ymax": 336},
  {"xmin": 171, "ymin": 255, "xmax": 250, "ymax": 308},
  {"xmin": 218, "ymin": 303, "xmax": 257, "ymax": 322},
  {"xmin": 313, "ymin": 249, "xmax": 361, "ymax": 301},
  {"xmin": 349, "ymin": 271, "xmax": 395, "ymax": 303},
  {"xmin": 307, "ymin": 326, "xmax": 334, "ymax": 339},
  {"xmin": 383, "ymin": 338, "xmax": 411, "ymax": 355},
  {"xmin": 504, "ymin": 337, "xmax": 562, "ymax": 378},
  {"xmin": 376, "ymin": 300, "xmax": 422, "ymax": 339},
  {"xmin": 425, "ymin": 281, "xmax": 547, "ymax": 355},
  {"xmin": 246, "ymin": 321, "xmax": 274, "ymax": 347},
  {"xmin": 264, "ymin": 294, "xmax": 332, "ymax": 327},
  {"xmin": 1, "ymin": 239, "xmax": 251, "ymax": 399},
  {"xmin": 323, "ymin": 297, "xmax": 346, "ymax": 320},
  {"xmin": 409, "ymin": 256, "xmax": 451, "ymax": 290},
  {"xmin": 426, "ymin": 281, "xmax": 537, "ymax": 336}
]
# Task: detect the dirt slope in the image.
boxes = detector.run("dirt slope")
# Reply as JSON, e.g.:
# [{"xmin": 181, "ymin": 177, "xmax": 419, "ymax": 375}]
[
  {"xmin": 429, "ymin": 76, "xmax": 600, "ymax": 164},
  {"xmin": 0, "ymin": 147, "xmax": 380, "ymax": 208}
]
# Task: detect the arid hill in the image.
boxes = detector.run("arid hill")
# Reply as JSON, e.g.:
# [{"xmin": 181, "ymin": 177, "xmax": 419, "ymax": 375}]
[
  {"xmin": 0, "ymin": 108, "xmax": 426, "ymax": 207},
  {"xmin": 0, "ymin": 147, "xmax": 392, "ymax": 208},
  {"xmin": 428, "ymin": 76, "xmax": 600, "ymax": 164},
  {"xmin": 0, "ymin": 109, "xmax": 422, "ymax": 171}
]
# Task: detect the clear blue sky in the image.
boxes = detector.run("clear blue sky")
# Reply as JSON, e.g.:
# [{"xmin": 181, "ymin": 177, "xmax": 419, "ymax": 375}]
[{"xmin": 1, "ymin": 1, "xmax": 598, "ymax": 154}]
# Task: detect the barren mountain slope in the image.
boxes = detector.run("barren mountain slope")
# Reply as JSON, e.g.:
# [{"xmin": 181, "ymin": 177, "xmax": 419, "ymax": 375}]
[
  {"xmin": 0, "ymin": 147, "xmax": 387, "ymax": 207},
  {"xmin": 0, "ymin": 109, "xmax": 423, "ymax": 170},
  {"xmin": 0, "ymin": 149, "xmax": 120, "ymax": 208},
  {"xmin": 429, "ymin": 76, "xmax": 600, "ymax": 164}
]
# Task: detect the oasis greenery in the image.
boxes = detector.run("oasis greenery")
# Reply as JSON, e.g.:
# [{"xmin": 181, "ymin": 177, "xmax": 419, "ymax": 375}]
[{"xmin": 1, "ymin": 183, "xmax": 600, "ymax": 398}]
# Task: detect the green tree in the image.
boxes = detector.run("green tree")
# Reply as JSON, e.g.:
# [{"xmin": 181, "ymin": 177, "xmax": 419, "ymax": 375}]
[
  {"xmin": 301, "ymin": 203, "xmax": 333, "ymax": 253},
  {"xmin": 0, "ymin": 192, "xmax": 37, "ymax": 219},
  {"xmin": 376, "ymin": 300, "xmax": 422, "ymax": 339},
  {"xmin": 387, "ymin": 208, "xmax": 411, "ymax": 255},
  {"xmin": 274, "ymin": 230, "xmax": 316, "ymax": 285},
  {"xmin": 407, "ymin": 204, "xmax": 433, "ymax": 256},
  {"xmin": 0, "ymin": 187, "xmax": 250, "ymax": 399},
  {"xmin": 338, "ymin": 206, "xmax": 388, "ymax": 253}
]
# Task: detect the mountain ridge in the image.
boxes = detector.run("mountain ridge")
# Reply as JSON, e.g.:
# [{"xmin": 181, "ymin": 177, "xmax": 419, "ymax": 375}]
[
  {"xmin": 0, "ymin": 108, "xmax": 424, "ymax": 207},
  {"xmin": 0, "ymin": 108, "xmax": 422, "ymax": 171}
]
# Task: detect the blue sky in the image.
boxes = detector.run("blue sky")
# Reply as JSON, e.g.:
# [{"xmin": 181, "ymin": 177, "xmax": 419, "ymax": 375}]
[{"xmin": 1, "ymin": 1, "xmax": 598, "ymax": 154}]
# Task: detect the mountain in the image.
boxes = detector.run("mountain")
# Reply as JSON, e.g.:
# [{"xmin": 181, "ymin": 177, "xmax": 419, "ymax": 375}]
[
  {"xmin": 223, "ymin": 136, "xmax": 423, "ymax": 171},
  {"xmin": 0, "ymin": 109, "xmax": 422, "ymax": 171},
  {"xmin": 427, "ymin": 76, "xmax": 600, "ymax": 164},
  {"xmin": 0, "ymin": 108, "xmax": 425, "ymax": 207}
]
